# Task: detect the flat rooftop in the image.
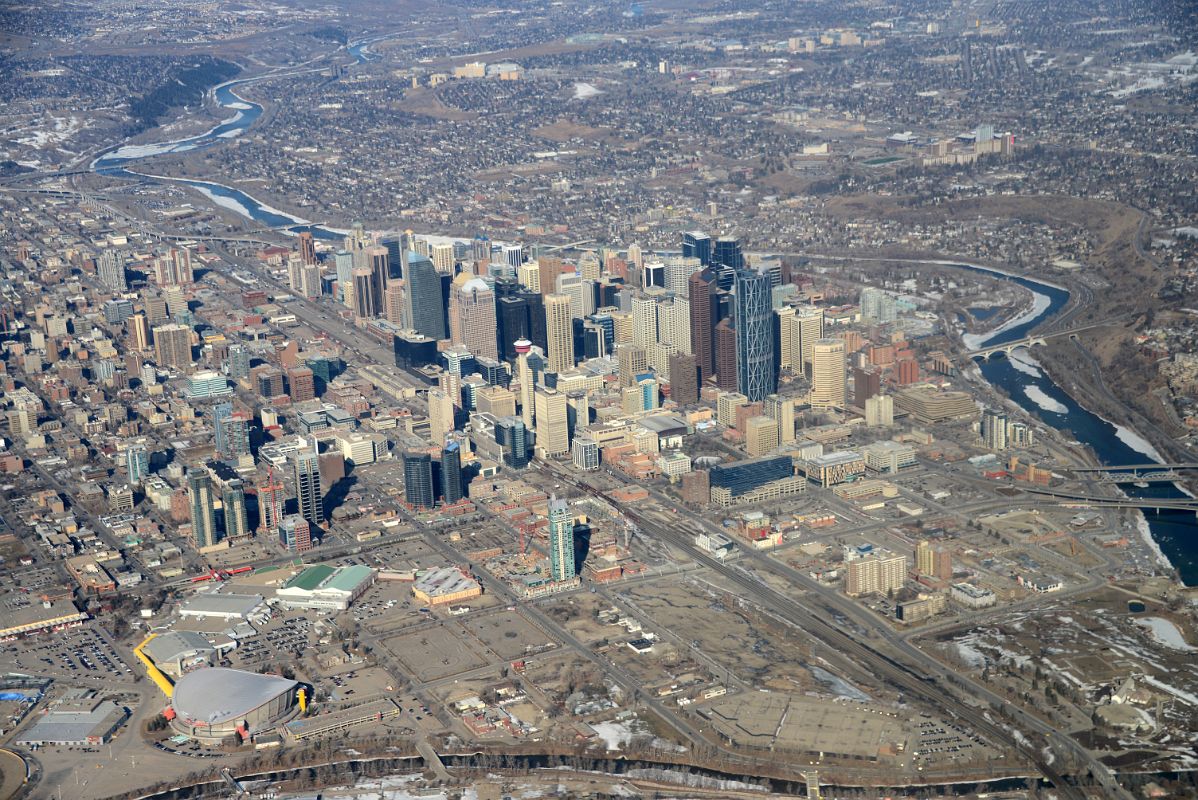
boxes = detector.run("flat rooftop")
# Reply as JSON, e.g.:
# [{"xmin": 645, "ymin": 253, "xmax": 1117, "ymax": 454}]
[
  {"xmin": 179, "ymin": 592, "xmax": 265, "ymax": 618},
  {"xmin": 16, "ymin": 700, "xmax": 126, "ymax": 744}
]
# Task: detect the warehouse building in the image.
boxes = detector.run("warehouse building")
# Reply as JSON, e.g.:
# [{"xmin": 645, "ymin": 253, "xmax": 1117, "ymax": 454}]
[
  {"xmin": 275, "ymin": 564, "xmax": 375, "ymax": 611},
  {"xmin": 0, "ymin": 601, "xmax": 88, "ymax": 639},
  {"xmin": 179, "ymin": 592, "xmax": 269, "ymax": 623},
  {"xmin": 17, "ymin": 696, "xmax": 127, "ymax": 746}
]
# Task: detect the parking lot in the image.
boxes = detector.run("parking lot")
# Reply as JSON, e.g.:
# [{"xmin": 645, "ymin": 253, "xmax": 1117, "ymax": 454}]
[
  {"xmin": 227, "ymin": 613, "xmax": 313, "ymax": 669},
  {"xmin": 0, "ymin": 627, "xmax": 133, "ymax": 684}
]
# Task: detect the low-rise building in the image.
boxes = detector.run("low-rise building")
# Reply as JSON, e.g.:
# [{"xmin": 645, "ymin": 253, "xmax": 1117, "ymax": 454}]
[
  {"xmin": 861, "ymin": 440, "xmax": 917, "ymax": 473},
  {"xmin": 179, "ymin": 592, "xmax": 268, "ymax": 622},
  {"xmin": 0, "ymin": 601, "xmax": 88, "ymax": 639},
  {"xmin": 16, "ymin": 697, "xmax": 127, "ymax": 746},
  {"xmin": 801, "ymin": 451, "xmax": 866, "ymax": 486},
  {"xmin": 694, "ymin": 531, "xmax": 737, "ymax": 560},
  {"xmin": 411, "ymin": 567, "xmax": 483, "ymax": 606},
  {"xmin": 895, "ymin": 592, "xmax": 947, "ymax": 623},
  {"xmin": 275, "ymin": 564, "xmax": 375, "ymax": 611},
  {"xmin": 950, "ymin": 582, "xmax": 997, "ymax": 609},
  {"xmin": 141, "ymin": 631, "xmax": 216, "ymax": 678}
]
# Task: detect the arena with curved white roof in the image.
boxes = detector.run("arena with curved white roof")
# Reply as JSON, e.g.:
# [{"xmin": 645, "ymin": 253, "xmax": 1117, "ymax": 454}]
[{"xmin": 169, "ymin": 667, "xmax": 299, "ymax": 742}]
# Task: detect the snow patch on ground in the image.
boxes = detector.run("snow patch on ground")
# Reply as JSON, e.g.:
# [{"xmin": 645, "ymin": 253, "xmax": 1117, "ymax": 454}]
[
  {"xmin": 955, "ymin": 642, "xmax": 986, "ymax": 668},
  {"xmin": 1135, "ymin": 617, "xmax": 1195, "ymax": 651},
  {"xmin": 1141, "ymin": 675, "xmax": 1198, "ymax": 706},
  {"xmin": 1110, "ymin": 76, "xmax": 1166, "ymax": 97},
  {"xmin": 591, "ymin": 721, "xmax": 634, "ymax": 751},
  {"xmin": 311, "ymin": 773, "xmax": 441, "ymax": 800},
  {"xmin": 1023, "ymin": 385, "xmax": 1069, "ymax": 414},
  {"xmin": 809, "ymin": 666, "xmax": 872, "ymax": 702},
  {"xmin": 573, "ymin": 82, "xmax": 604, "ymax": 99},
  {"xmin": 10, "ymin": 115, "xmax": 88, "ymax": 150}
]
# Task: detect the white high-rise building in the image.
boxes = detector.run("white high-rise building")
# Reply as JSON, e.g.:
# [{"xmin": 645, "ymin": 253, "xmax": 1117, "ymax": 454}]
[
  {"xmin": 665, "ymin": 256, "xmax": 703, "ymax": 297},
  {"xmin": 776, "ymin": 305, "xmax": 797, "ymax": 370},
  {"xmin": 865, "ymin": 394, "xmax": 894, "ymax": 427},
  {"xmin": 557, "ymin": 273, "xmax": 593, "ymax": 319},
  {"xmin": 657, "ymin": 296, "xmax": 691, "ymax": 354},
  {"xmin": 98, "ymin": 249, "xmax": 127, "ymax": 292},
  {"xmin": 982, "ymin": 408, "xmax": 1008, "ymax": 450},
  {"xmin": 544, "ymin": 295, "xmax": 575, "ymax": 374},
  {"xmin": 517, "ymin": 261, "xmax": 541, "ymax": 293},
  {"xmin": 429, "ymin": 242, "xmax": 456, "ymax": 275},
  {"xmin": 860, "ymin": 287, "xmax": 897, "ymax": 323},
  {"xmin": 631, "ymin": 294, "xmax": 658, "ymax": 349}
]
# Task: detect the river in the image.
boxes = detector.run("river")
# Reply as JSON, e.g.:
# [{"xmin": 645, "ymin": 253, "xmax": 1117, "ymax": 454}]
[
  {"xmin": 958, "ymin": 263, "xmax": 1197, "ymax": 585},
  {"xmin": 88, "ymin": 41, "xmax": 1196, "ymax": 585},
  {"xmin": 89, "ymin": 37, "xmax": 383, "ymax": 240}
]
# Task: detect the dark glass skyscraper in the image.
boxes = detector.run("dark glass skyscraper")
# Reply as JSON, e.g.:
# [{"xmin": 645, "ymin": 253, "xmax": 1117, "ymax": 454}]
[
  {"xmin": 188, "ymin": 468, "xmax": 218, "ymax": 549},
  {"xmin": 380, "ymin": 235, "xmax": 404, "ymax": 278},
  {"xmin": 402, "ymin": 451, "xmax": 435, "ymax": 508},
  {"xmin": 404, "ymin": 252, "xmax": 447, "ymax": 340},
  {"xmin": 212, "ymin": 402, "xmax": 233, "ymax": 457},
  {"xmin": 713, "ymin": 236, "xmax": 743, "ymax": 271},
  {"xmin": 682, "ymin": 231, "xmax": 712, "ymax": 266},
  {"xmin": 497, "ymin": 295, "xmax": 530, "ymax": 361},
  {"xmin": 440, "ymin": 441, "xmax": 464, "ymax": 504},
  {"xmin": 519, "ymin": 290, "xmax": 548, "ymax": 353},
  {"xmin": 495, "ymin": 416, "xmax": 529, "ymax": 469},
  {"xmin": 294, "ymin": 439, "xmax": 324, "ymax": 529},
  {"xmin": 734, "ymin": 269, "xmax": 775, "ymax": 402}
]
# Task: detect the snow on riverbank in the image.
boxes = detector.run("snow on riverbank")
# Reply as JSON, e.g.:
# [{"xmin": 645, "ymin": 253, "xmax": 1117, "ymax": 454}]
[
  {"xmin": 1134, "ymin": 512, "xmax": 1174, "ymax": 572},
  {"xmin": 962, "ymin": 288, "xmax": 1052, "ymax": 350},
  {"xmin": 139, "ymin": 173, "xmax": 310, "ymax": 226},
  {"xmin": 1113, "ymin": 424, "xmax": 1166, "ymax": 463}
]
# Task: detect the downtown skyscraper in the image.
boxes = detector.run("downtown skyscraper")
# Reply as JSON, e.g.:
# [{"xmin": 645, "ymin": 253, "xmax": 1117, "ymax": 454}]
[
  {"xmin": 449, "ymin": 275, "xmax": 499, "ymax": 361},
  {"xmin": 547, "ymin": 497, "xmax": 576, "ymax": 582},
  {"xmin": 188, "ymin": 468, "xmax": 218, "ymax": 549},
  {"xmin": 688, "ymin": 268, "xmax": 717, "ymax": 384},
  {"xmin": 294, "ymin": 438, "xmax": 323, "ymax": 530},
  {"xmin": 404, "ymin": 252, "xmax": 447, "ymax": 340},
  {"xmin": 734, "ymin": 269, "xmax": 775, "ymax": 402}
]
